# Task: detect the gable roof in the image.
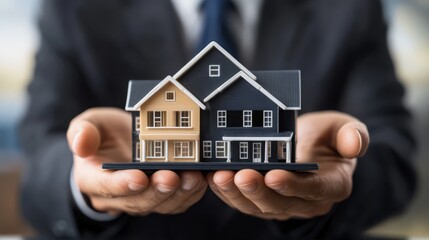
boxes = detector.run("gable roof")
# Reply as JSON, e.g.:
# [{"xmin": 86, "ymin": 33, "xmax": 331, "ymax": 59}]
[
  {"xmin": 255, "ymin": 70, "xmax": 301, "ymax": 109},
  {"xmin": 131, "ymin": 75, "xmax": 206, "ymax": 111},
  {"xmin": 125, "ymin": 80, "xmax": 161, "ymax": 111},
  {"xmin": 203, "ymin": 71, "xmax": 288, "ymax": 110},
  {"xmin": 173, "ymin": 41, "xmax": 257, "ymax": 80}
]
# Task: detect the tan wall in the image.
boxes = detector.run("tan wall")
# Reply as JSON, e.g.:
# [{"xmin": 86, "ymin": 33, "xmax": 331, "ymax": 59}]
[
  {"xmin": 139, "ymin": 82, "xmax": 200, "ymax": 140},
  {"xmin": 138, "ymin": 82, "xmax": 201, "ymax": 162}
]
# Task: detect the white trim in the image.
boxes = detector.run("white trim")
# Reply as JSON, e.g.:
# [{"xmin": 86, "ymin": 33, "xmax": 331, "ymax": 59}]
[
  {"xmin": 195, "ymin": 140, "xmax": 199, "ymax": 162},
  {"xmin": 267, "ymin": 141, "xmax": 272, "ymax": 157},
  {"xmin": 222, "ymin": 133, "xmax": 293, "ymax": 141},
  {"xmin": 217, "ymin": 110, "xmax": 227, "ymax": 128},
  {"xmin": 253, "ymin": 143, "xmax": 262, "ymax": 163},
  {"xmin": 239, "ymin": 142, "xmax": 248, "ymax": 159},
  {"xmin": 203, "ymin": 141, "xmax": 212, "ymax": 158},
  {"xmin": 263, "ymin": 110, "xmax": 273, "ymax": 128},
  {"xmin": 215, "ymin": 141, "xmax": 228, "ymax": 159},
  {"xmin": 209, "ymin": 64, "xmax": 221, "ymax": 77},
  {"xmin": 203, "ymin": 71, "xmax": 288, "ymax": 110},
  {"xmin": 243, "ymin": 110, "xmax": 252, "ymax": 127},
  {"xmin": 174, "ymin": 141, "xmax": 194, "ymax": 158},
  {"xmin": 165, "ymin": 91, "xmax": 176, "ymax": 101},
  {"xmin": 147, "ymin": 140, "xmax": 165, "ymax": 158},
  {"xmin": 176, "ymin": 111, "xmax": 191, "ymax": 127},
  {"xmin": 173, "ymin": 41, "xmax": 256, "ymax": 80},
  {"xmin": 125, "ymin": 81, "xmax": 135, "ymax": 111},
  {"xmin": 140, "ymin": 133, "xmax": 199, "ymax": 136},
  {"xmin": 133, "ymin": 75, "xmax": 206, "ymax": 110},
  {"xmin": 264, "ymin": 141, "xmax": 269, "ymax": 163}
]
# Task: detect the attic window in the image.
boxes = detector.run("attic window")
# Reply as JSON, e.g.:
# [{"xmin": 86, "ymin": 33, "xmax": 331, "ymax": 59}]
[
  {"xmin": 165, "ymin": 91, "xmax": 175, "ymax": 101},
  {"xmin": 209, "ymin": 65, "xmax": 220, "ymax": 77}
]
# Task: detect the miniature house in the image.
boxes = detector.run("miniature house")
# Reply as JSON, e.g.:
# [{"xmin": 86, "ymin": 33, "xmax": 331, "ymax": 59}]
[{"xmin": 125, "ymin": 42, "xmax": 300, "ymax": 164}]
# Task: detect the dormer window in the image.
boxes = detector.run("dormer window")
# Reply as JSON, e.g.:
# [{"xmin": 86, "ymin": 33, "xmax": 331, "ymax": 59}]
[
  {"xmin": 165, "ymin": 91, "xmax": 175, "ymax": 101},
  {"xmin": 209, "ymin": 65, "xmax": 220, "ymax": 77}
]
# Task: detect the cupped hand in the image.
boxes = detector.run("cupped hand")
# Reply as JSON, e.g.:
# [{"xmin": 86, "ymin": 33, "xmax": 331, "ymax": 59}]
[
  {"xmin": 207, "ymin": 111, "xmax": 369, "ymax": 220},
  {"xmin": 67, "ymin": 108, "xmax": 207, "ymax": 216}
]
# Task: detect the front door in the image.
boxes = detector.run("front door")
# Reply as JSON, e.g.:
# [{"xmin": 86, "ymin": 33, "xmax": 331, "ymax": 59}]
[{"xmin": 253, "ymin": 143, "xmax": 261, "ymax": 163}]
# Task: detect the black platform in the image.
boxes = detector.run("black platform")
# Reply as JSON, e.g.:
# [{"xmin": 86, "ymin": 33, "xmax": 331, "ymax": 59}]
[{"xmin": 102, "ymin": 162, "xmax": 319, "ymax": 174}]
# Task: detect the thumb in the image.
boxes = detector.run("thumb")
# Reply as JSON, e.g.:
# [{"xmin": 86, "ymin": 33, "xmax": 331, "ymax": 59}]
[
  {"xmin": 336, "ymin": 121, "xmax": 370, "ymax": 159},
  {"xmin": 67, "ymin": 119, "xmax": 101, "ymax": 158}
]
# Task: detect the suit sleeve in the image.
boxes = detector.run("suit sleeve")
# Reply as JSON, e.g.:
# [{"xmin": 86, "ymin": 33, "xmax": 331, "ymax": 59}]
[
  {"xmin": 18, "ymin": 0, "xmax": 126, "ymax": 237},
  {"xmin": 319, "ymin": 0, "xmax": 417, "ymax": 237}
]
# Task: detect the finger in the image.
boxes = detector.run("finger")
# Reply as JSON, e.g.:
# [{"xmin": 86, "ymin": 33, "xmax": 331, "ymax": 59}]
[
  {"xmin": 336, "ymin": 122, "xmax": 369, "ymax": 158},
  {"xmin": 67, "ymin": 119, "xmax": 101, "ymax": 157},
  {"xmin": 74, "ymin": 165, "xmax": 148, "ymax": 198},
  {"xmin": 235, "ymin": 170, "xmax": 329, "ymax": 218},
  {"xmin": 154, "ymin": 171, "xmax": 207, "ymax": 214},
  {"xmin": 298, "ymin": 111, "xmax": 369, "ymax": 159},
  {"xmin": 207, "ymin": 172, "xmax": 236, "ymax": 208},
  {"xmin": 210, "ymin": 171, "xmax": 261, "ymax": 215},
  {"xmin": 235, "ymin": 170, "xmax": 295, "ymax": 214},
  {"xmin": 265, "ymin": 168, "xmax": 352, "ymax": 202},
  {"xmin": 67, "ymin": 108, "xmax": 131, "ymax": 157},
  {"xmin": 91, "ymin": 170, "xmax": 180, "ymax": 214}
]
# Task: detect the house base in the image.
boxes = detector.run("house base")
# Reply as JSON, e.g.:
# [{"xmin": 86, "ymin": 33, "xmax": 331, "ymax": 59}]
[{"xmin": 102, "ymin": 162, "xmax": 319, "ymax": 174}]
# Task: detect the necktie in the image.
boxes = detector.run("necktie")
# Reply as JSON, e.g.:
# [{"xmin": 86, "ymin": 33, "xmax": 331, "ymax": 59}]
[{"xmin": 197, "ymin": 0, "xmax": 238, "ymax": 58}]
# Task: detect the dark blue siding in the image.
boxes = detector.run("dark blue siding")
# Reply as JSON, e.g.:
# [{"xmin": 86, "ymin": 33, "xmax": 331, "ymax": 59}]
[{"xmin": 177, "ymin": 48, "xmax": 241, "ymax": 101}]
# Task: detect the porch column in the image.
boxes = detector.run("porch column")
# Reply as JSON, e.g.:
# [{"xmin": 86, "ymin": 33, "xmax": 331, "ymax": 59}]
[
  {"xmin": 165, "ymin": 140, "xmax": 169, "ymax": 162},
  {"xmin": 142, "ymin": 140, "xmax": 146, "ymax": 162},
  {"xmin": 195, "ymin": 140, "xmax": 199, "ymax": 162},
  {"xmin": 286, "ymin": 141, "xmax": 291, "ymax": 163},
  {"xmin": 264, "ymin": 141, "xmax": 269, "ymax": 163},
  {"xmin": 227, "ymin": 141, "xmax": 231, "ymax": 163}
]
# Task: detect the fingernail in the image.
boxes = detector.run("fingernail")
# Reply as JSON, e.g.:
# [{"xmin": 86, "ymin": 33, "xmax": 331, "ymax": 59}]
[
  {"xmin": 355, "ymin": 128, "xmax": 363, "ymax": 155},
  {"xmin": 181, "ymin": 179, "xmax": 198, "ymax": 191},
  {"xmin": 128, "ymin": 182, "xmax": 145, "ymax": 192},
  {"xmin": 72, "ymin": 130, "xmax": 82, "ymax": 150},
  {"xmin": 157, "ymin": 184, "xmax": 175, "ymax": 194}
]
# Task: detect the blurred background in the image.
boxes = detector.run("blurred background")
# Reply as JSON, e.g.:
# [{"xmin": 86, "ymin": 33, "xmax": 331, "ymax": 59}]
[{"xmin": 0, "ymin": 0, "xmax": 428, "ymax": 237}]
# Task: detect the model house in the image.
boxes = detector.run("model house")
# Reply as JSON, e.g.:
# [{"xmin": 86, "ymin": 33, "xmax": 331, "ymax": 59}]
[{"xmin": 125, "ymin": 42, "xmax": 301, "ymax": 165}]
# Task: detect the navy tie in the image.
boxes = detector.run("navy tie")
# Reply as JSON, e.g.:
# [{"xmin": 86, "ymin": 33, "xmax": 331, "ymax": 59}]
[{"xmin": 197, "ymin": 0, "xmax": 238, "ymax": 58}]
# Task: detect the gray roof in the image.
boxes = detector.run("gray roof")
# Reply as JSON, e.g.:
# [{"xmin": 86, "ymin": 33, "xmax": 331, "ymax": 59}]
[
  {"xmin": 125, "ymin": 80, "xmax": 161, "ymax": 110},
  {"xmin": 254, "ymin": 70, "xmax": 301, "ymax": 109}
]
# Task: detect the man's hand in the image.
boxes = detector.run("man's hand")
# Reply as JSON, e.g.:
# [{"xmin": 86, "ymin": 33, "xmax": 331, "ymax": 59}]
[
  {"xmin": 207, "ymin": 111, "xmax": 369, "ymax": 220},
  {"xmin": 67, "ymin": 108, "xmax": 207, "ymax": 216}
]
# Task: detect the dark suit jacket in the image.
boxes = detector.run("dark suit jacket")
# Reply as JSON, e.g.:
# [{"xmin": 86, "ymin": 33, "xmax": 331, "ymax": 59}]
[{"xmin": 19, "ymin": 0, "xmax": 417, "ymax": 239}]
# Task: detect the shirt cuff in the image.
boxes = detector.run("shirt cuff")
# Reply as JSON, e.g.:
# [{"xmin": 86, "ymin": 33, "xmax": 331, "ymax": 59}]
[{"xmin": 70, "ymin": 166, "xmax": 118, "ymax": 221}]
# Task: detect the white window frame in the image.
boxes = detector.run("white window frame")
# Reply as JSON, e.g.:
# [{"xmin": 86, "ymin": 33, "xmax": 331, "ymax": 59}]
[
  {"xmin": 263, "ymin": 110, "xmax": 273, "ymax": 128},
  {"xmin": 243, "ymin": 110, "xmax": 252, "ymax": 127},
  {"xmin": 267, "ymin": 141, "xmax": 271, "ymax": 157},
  {"xmin": 216, "ymin": 141, "xmax": 228, "ymax": 158},
  {"xmin": 253, "ymin": 143, "xmax": 262, "ymax": 162},
  {"xmin": 239, "ymin": 142, "xmax": 248, "ymax": 159},
  {"xmin": 165, "ymin": 91, "xmax": 176, "ymax": 102},
  {"xmin": 217, "ymin": 110, "xmax": 227, "ymax": 128},
  {"xmin": 174, "ymin": 141, "xmax": 194, "ymax": 158},
  {"xmin": 148, "ymin": 111, "xmax": 166, "ymax": 127},
  {"xmin": 135, "ymin": 142, "xmax": 141, "ymax": 161},
  {"xmin": 209, "ymin": 64, "xmax": 220, "ymax": 77},
  {"xmin": 147, "ymin": 140, "xmax": 164, "ymax": 158},
  {"xmin": 135, "ymin": 116, "xmax": 141, "ymax": 131},
  {"xmin": 177, "ymin": 111, "xmax": 191, "ymax": 127},
  {"xmin": 203, "ymin": 141, "xmax": 212, "ymax": 158}
]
